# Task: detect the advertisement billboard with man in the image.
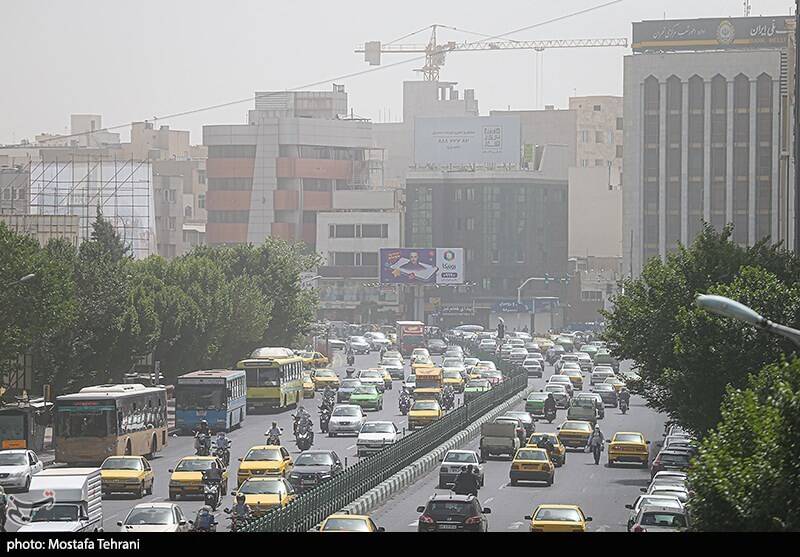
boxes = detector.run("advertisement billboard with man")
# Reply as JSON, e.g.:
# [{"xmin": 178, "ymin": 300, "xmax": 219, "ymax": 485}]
[{"xmin": 379, "ymin": 248, "xmax": 464, "ymax": 285}]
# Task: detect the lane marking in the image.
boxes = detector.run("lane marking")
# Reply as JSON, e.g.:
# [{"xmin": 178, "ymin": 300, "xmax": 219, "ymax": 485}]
[
  {"xmin": 407, "ymin": 521, "xmax": 418, "ymax": 527},
  {"xmin": 347, "ymin": 444, "xmax": 356, "ymax": 449},
  {"xmin": 484, "ymin": 497, "xmax": 495, "ymax": 504}
]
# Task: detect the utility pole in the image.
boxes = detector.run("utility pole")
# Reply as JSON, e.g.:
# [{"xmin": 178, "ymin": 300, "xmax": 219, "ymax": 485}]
[{"xmin": 795, "ymin": 0, "xmax": 800, "ymax": 253}]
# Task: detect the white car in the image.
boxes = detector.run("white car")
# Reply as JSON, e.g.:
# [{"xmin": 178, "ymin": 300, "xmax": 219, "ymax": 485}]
[
  {"xmin": 327, "ymin": 404, "xmax": 366, "ymax": 437},
  {"xmin": 478, "ymin": 339, "xmax": 496, "ymax": 350},
  {"xmin": 118, "ymin": 503, "xmax": 191, "ymax": 532},
  {"xmin": 356, "ymin": 421, "xmax": 399, "ymax": 457},
  {"xmin": 438, "ymin": 449, "xmax": 485, "ymax": 488},
  {"xmin": 522, "ymin": 358, "xmax": 543, "ymax": 377},
  {"xmin": 402, "ymin": 374, "xmax": 416, "ymax": 393},
  {"xmin": 364, "ymin": 332, "xmax": 391, "ymax": 350},
  {"xmin": 348, "ymin": 336, "xmax": 371, "ymax": 354},
  {"xmin": 357, "ymin": 369, "xmax": 386, "ymax": 392},
  {"xmin": 0, "ymin": 449, "xmax": 44, "ymax": 491},
  {"xmin": 547, "ymin": 374, "xmax": 575, "ymax": 396},
  {"xmin": 625, "ymin": 495, "xmax": 684, "ymax": 531},
  {"xmin": 630, "ymin": 503, "xmax": 689, "ymax": 532},
  {"xmin": 411, "ymin": 348, "xmax": 431, "ymax": 364}
]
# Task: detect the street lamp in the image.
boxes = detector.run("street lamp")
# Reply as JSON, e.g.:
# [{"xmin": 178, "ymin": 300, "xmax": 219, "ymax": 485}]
[
  {"xmin": 300, "ymin": 275, "xmax": 323, "ymax": 287},
  {"xmin": 5, "ymin": 273, "xmax": 36, "ymax": 288},
  {"xmin": 695, "ymin": 294, "xmax": 800, "ymax": 348}
]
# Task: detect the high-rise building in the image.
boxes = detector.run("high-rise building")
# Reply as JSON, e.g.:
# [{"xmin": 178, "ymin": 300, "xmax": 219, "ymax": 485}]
[
  {"xmin": 624, "ymin": 15, "xmax": 796, "ymax": 276},
  {"xmin": 203, "ymin": 87, "xmax": 380, "ymax": 248}
]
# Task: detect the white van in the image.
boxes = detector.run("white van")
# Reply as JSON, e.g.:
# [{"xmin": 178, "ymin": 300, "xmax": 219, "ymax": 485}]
[{"xmin": 16, "ymin": 468, "xmax": 103, "ymax": 532}]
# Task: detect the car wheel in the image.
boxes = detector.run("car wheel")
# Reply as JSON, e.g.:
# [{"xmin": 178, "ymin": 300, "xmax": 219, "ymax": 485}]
[
  {"xmin": 169, "ymin": 492, "xmax": 177, "ymax": 501},
  {"xmin": 137, "ymin": 482, "xmax": 145, "ymax": 498},
  {"xmin": 147, "ymin": 480, "xmax": 153, "ymax": 495},
  {"xmin": 510, "ymin": 478, "xmax": 518, "ymax": 486}
]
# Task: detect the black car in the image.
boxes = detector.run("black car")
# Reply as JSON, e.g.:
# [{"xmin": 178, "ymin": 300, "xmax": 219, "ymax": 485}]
[
  {"xmin": 591, "ymin": 383, "xmax": 618, "ymax": 407},
  {"xmin": 503, "ymin": 411, "xmax": 536, "ymax": 437},
  {"xmin": 287, "ymin": 450, "xmax": 343, "ymax": 493},
  {"xmin": 417, "ymin": 494, "xmax": 491, "ymax": 532},
  {"xmin": 426, "ymin": 339, "xmax": 448, "ymax": 355},
  {"xmin": 337, "ymin": 378, "xmax": 363, "ymax": 402}
]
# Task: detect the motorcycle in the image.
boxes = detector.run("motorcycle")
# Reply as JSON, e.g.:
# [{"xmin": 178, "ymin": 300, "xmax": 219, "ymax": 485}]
[
  {"xmin": 620, "ymin": 398, "xmax": 629, "ymax": 414},
  {"xmin": 214, "ymin": 442, "xmax": 230, "ymax": 467},
  {"xmin": 191, "ymin": 506, "xmax": 218, "ymax": 532},
  {"xmin": 441, "ymin": 390, "xmax": 455, "ymax": 411},
  {"xmin": 345, "ymin": 367, "xmax": 356, "ymax": 378},
  {"xmin": 201, "ymin": 471, "xmax": 223, "ymax": 511},
  {"xmin": 399, "ymin": 392, "xmax": 411, "ymax": 415},
  {"xmin": 223, "ymin": 508, "xmax": 250, "ymax": 532},
  {"xmin": 266, "ymin": 432, "xmax": 281, "ymax": 446},
  {"xmin": 346, "ymin": 353, "xmax": 355, "ymax": 366},
  {"xmin": 194, "ymin": 432, "xmax": 211, "ymax": 456},
  {"xmin": 295, "ymin": 420, "xmax": 314, "ymax": 451},
  {"xmin": 319, "ymin": 406, "xmax": 331, "ymax": 433},
  {"xmin": 544, "ymin": 406, "xmax": 557, "ymax": 424}
]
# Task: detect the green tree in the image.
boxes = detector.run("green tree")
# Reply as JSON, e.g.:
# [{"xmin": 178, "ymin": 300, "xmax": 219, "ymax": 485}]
[
  {"xmin": 90, "ymin": 206, "xmax": 131, "ymax": 262},
  {"xmin": 688, "ymin": 357, "xmax": 800, "ymax": 531},
  {"xmin": 603, "ymin": 224, "xmax": 800, "ymax": 433}
]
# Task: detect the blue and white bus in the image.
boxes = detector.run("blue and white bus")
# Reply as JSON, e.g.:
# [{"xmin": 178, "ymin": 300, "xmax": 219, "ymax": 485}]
[{"xmin": 175, "ymin": 370, "xmax": 247, "ymax": 434}]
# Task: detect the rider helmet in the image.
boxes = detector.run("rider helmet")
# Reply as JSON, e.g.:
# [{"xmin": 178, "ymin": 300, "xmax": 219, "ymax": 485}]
[{"xmin": 236, "ymin": 493, "xmax": 246, "ymax": 504}]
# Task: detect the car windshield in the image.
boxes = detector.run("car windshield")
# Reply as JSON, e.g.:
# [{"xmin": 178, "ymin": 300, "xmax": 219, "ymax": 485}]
[
  {"xmin": 123, "ymin": 508, "xmax": 174, "ymax": 525},
  {"xmin": 442, "ymin": 358, "xmax": 463, "ymax": 368},
  {"xmin": 482, "ymin": 371, "xmax": 502, "ymax": 378},
  {"xmin": 534, "ymin": 508, "xmax": 582, "ymax": 522},
  {"xmin": 239, "ymin": 480, "xmax": 285, "ymax": 495},
  {"xmin": 412, "ymin": 401, "xmax": 439, "ymax": 411},
  {"xmin": 350, "ymin": 337, "xmax": 367, "ymax": 343},
  {"xmin": 528, "ymin": 393, "xmax": 548, "ymax": 401},
  {"xmin": 295, "ymin": 453, "xmax": 335, "ymax": 466},
  {"xmin": 322, "ymin": 518, "xmax": 371, "ymax": 531},
  {"xmin": 468, "ymin": 380, "xmax": 490, "ymax": 388},
  {"xmin": 245, "ymin": 449, "xmax": 282, "ymax": 461},
  {"xmin": 638, "ymin": 496, "xmax": 683, "ymax": 510},
  {"xmin": 444, "ymin": 452, "xmax": 478, "ymax": 464},
  {"xmin": 550, "ymin": 376, "xmax": 570, "ymax": 383},
  {"xmin": 103, "ymin": 457, "xmax": 143, "ymax": 471},
  {"xmin": 516, "ymin": 449, "xmax": 547, "ymax": 461},
  {"xmin": 30, "ymin": 504, "xmax": 81, "ymax": 523},
  {"xmin": 529, "ymin": 434, "xmax": 557, "ymax": 445},
  {"xmin": 546, "ymin": 385, "xmax": 566, "ymax": 393},
  {"xmin": 428, "ymin": 501, "xmax": 474, "ymax": 516},
  {"xmin": 478, "ymin": 362, "xmax": 495, "ymax": 370},
  {"xmin": 360, "ymin": 423, "xmax": 395, "ymax": 434},
  {"xmin": 659, "ymin": 453, "xmax": 691, "ymax": 465},
  {"xmin": 615, "ymin": 434, "xmax": 644, "ymax": 443},
  {"xmin": 443, "ymin": 370, "xmax": 461, "ymax": 379},
  {"xmin": 565, "ymin": 369, "xmax": 582, "ymax": 376},
  {"xmin": 640, "ymin": 512, "xmax": 687, "ymax": 528},
  {"xmin": 594, "ymin": 384, "xmax": 614, "ymax": 391},
  {"xmin": 341, "ymin": 380, "xmax": 362, "ymax": 388},
  {"xmin": 360, "ymin": 371, "xmax": 381, "ymax": 379},
  {"xmin": 405, "ymin": 375, "xmax": 416, "ymax": 383},
  {"xmin": 563, "ymin": 421, "xmax": 592, "ymax": 431},
  {"xmin": 333, "ymin": 407, "xmax": 361, "ymax": 417},
  {"xmin": 353, "ymin": 386, "xmax": 378, "ymax": 395},
  {"xmin": 175, "ymin": 459, "xmax": 213, "ymax": 471},
  {"xmin": 506, "ymin": 412, "xmax": 531, "ymax": 421},
  {"xmin": 315, "ymin": 370, "xmax": 336, "ymax": 378},
  {"xmin": 0, "ymin": 453, "xmax": 27, "ymax": 466},
  {"xmin": 383, "ymin": 359, "xmax": 403, "ymax": 367}
]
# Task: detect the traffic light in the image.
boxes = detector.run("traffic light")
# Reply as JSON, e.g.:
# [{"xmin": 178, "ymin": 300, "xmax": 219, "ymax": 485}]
[{"xmin": 497, "ymin": 321, "xmax": 505, "ymax": 339}]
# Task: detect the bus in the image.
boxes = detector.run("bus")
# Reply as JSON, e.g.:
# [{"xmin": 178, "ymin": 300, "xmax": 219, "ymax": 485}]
[
  {"xmin": 175, "ymin": 369, "xmax": 247, "ymax": 434},
  {"xmin": 54, "ymin": 384, "xmax": 168, "ymax": 465},
  {"xmin": 237, "ymin": 347, "xmax": 304, "ymax": 412},
  {"xmin": 396, "ymin": 321, "xmax": 426, "ymax": 357}
]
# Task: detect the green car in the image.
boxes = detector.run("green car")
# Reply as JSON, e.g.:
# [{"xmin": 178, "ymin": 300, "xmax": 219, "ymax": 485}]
[
  {"xmin": 464, "ymin": 379, "xmax": 491, "ymax": 401},
  {"xmin": 349, "ymin": 385, "xmax": 383, "ymax": 411},
  {"xmin": 525, "ymin": 392, "xmax": 549, "ymax": 417}
]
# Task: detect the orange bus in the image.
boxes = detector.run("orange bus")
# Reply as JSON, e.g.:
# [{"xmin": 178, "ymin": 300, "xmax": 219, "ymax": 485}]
[{"xmin": 54, "ymin": 384, "xmax": 168, "ymax": 465}]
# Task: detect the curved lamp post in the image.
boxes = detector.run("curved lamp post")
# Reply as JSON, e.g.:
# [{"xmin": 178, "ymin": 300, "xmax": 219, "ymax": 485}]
[
  {"xmin": 5, "ymin": 273, "xmax": 35, "ymax": 288},
  {"xmin": 695, "ymin": 294, "xmax": 800, "ymax": 348}
]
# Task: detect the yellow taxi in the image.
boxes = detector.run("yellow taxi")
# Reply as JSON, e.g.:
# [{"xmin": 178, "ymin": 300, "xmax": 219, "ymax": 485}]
[
  {"xmin": 312, "ymin": 369, "xmax": 341, "ymax": 391},
  {"xmin": 100, "ymin": 455, "xmax": 154, "ymax": 498},
  {"xmin": 301, "ymin": 351, "xmax": 329, "ymax": 368},
  {"xmin": 607, "ymin": 431, "xmax": 650, "ymax": 467},
  {"xmin": 556, "ymin": 420, "xmax": 594, "ymax": 449},
  {"xmin": 318, "ymin": 513, "xmax": 385, "ymax": 532},
  {"xmin": 237, "ymin": 445, "xmax": 293, "ymax": 485},
  {"xmin": 562, "ymin": 368, "xmax": 584, "ymax": 390},
  {"xmin": 525, "ymin": 504, "xmax": 592, "ymax": 532},
  {"xmin": 302, "ymin": 371, "xmax": 315, "ymax": 398},
  {"xmin": 527, "ymin": 433, "xmax": 567, "ymax": 467},
  {"xmin": 232, "ymin": 477, "xmax": 296, "ymax": 516},
  {"xmin": 380, "ymin": 368, "xmax": 393, "ymax": 390},
  {"xmin": 604, "ymin": 376, "xmax": 626, "ymax": 393},
  {"xmin": 510, "ymin": 447, "xmax": 555, "ymax": 486},
  {"xmin": 408, "ymin": 399, "xmax": 443, "ymax": 430},
  {"xmin": 168, "ymin": 456, "xmax": 228, "ymax": 500},
  {"xmin": 442, "ymin": 369, "xmax": 465, "ymax": 393}
]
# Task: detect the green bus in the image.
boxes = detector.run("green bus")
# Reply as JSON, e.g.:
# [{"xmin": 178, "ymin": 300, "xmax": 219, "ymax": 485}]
[{"xmin": 237, "ymin": 347, "xmax": 304, "ymax": 412}]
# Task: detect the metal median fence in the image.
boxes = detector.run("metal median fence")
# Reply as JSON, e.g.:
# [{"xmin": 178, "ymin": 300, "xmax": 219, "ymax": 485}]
[{"xmin": 238, "ymin": 344, "xmax": 524, "ymax": 532}]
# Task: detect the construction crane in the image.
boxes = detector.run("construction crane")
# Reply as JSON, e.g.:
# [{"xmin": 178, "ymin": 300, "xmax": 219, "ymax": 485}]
[{"xmin": 356, "ymin": 24, "xmax": 628, "ymax": 81}]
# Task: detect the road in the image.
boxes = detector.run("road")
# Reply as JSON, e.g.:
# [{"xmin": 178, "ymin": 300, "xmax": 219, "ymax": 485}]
[{"xmin": 369, "ymin": 359, "xmax": 667, "ymax": 532}]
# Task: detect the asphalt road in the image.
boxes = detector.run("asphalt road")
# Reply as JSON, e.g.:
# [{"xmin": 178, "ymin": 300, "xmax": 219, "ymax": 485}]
[
  {"xmin": 97, "ymin": 350, "xmax": 439, "ymax": 532},
  {"xmin": 369, "ymin": 359, "xmax": 668, "ymax": 532}
]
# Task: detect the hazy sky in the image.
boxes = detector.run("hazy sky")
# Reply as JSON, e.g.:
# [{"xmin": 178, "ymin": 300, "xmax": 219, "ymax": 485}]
[{"xmin": 0, "ymin": 0, "xmax": 794, "ymax": 145}]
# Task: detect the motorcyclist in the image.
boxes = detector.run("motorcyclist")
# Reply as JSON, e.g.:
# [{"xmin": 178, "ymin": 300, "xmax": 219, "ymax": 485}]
[
  {"xmin": 266, "ymin": 422, "xmax": 282, "ymax": 444},
  {"xmin": 442, "ymin": 385, "xmax": 455, "ymax": 410},
  {"xmin": 544, "ymin": 393, "xmax": 557, "ymax": 417},
  {"xmin": 538, "ymin": 435, "xmax": 556, "ymax": 461},
  {"xmin": 619, "ymin": 387, "xmax": 631, "ymax": 408},
  {"xmin": 452, "ymin": 464, "xmax": 480, "ymax": 496},
  {"xmin": 214, "ymin": 431, "xmax": 230, "ymax": 466},
  {"xmin": 587, "ymin": 425, "xmax": 605, "ymax": 465},
  {"xmin": 379, "ymin": 345, "xmax": 387, "ymax": 359},
  {"xmin": 193, "ymin": 505, "xmax": 216, "ymax": 532},
  {"xmin": 230, "ymin": 493, "xmax": 252, "ymax": 524},
  {"xmin": 346, "ymin": 347, "xmax": 355, "ymax": 366},
  {"xmin": 194, "ymin": 420, "xmax": 211, "ymax": 455}
]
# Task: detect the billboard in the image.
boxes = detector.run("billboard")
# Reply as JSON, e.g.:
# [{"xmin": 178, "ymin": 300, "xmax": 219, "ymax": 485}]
[
  {"xmin": 379, "ymin": 248, "xmax": 464, "ymax": 285},
  {"xmin": 414, "ymin": 116, "xmax": 521, "ymax": 166},
  {"xmin": 632, "ymin": 16, "xmax": 790, "ymax": 52}
]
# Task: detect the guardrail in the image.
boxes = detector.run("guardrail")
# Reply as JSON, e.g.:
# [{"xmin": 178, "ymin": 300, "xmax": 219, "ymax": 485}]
[{"xmin": 239, "ymin": 340, "xmax": 524, "ymax": 532}]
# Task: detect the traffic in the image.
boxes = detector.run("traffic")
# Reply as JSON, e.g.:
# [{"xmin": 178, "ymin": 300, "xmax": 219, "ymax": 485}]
[{"xmin": 0, "ymin": 322, "xmax": 693, "ymax": 533}]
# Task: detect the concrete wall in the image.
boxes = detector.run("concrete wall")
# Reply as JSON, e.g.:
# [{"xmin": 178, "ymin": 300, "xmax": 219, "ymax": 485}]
[
  {"xmin": 490, "ymin": 108, "xmax": 577, "ymax": 167},
  {"xmin": 568, "ymin": 166, "xmax": 622, "ymax": 258}
]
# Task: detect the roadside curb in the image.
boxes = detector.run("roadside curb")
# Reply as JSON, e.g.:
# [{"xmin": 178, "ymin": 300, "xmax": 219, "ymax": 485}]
[{"xmin": 335, "ymin": 383, "xmax": 536, "ymax": 520}]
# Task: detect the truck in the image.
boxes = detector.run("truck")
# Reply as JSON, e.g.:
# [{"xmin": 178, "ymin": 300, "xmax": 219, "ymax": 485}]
[
  {"xmin": 396, "ymin": 320, "xmax": 426, "ymax": 358},
  {"xmin": 479, "ymin": 421, "xmax": 520, "ymax": 460},
  {"xmin": 413, "ymin": 366, "xmax": 443, "ymax": 401},
  {"xmin": 16, "ymin": 468, "xmax": 103, "ymax": 532}
]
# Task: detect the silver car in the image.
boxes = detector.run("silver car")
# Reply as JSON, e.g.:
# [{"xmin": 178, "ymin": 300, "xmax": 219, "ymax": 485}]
[
  {"xmin": 327, "ymin": 404, "xmax": 366, "ymax": 437},
  {"xmin": 0, "ymin": 449, "xmax": 44, "ymax": 491},
  {"xmin": 629, "ymin": 503, "xmax": 689, "ymax": 532},
  {"xmin": 438, "ymin": 449, "xmax": 485, "ymax": 488}
]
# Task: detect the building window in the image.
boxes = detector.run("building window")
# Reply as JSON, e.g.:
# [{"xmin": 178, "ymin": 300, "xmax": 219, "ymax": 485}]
[
  {"xmin": 581, "ymin": 290, "xmax": 603, "ymax": 301},
  {"xmin": 207, "ymin": 210, "xmax": 248, "ymax": 223},
  {"xmin": 333, "ymin": 224, "xmax": 355, "ymax": 238},
  {"xmin": 360, "ymin": 224, "xmax": 388, "ymax": 238},
  {"xmin": 454, "ymin": 189, "xmax": 463, "ymax": 201},
  {"xmin": 207, "ymin": 145, "xmax": 257, "ymax": 158},
  {"xmin": 593, "ymin": 105, "xmax": 602, "ymax": 111},
  {"xmin": 616, "ymin": 145, "xmax": 623, "ymax": 158},
  {"xmin": 184, "ymin": 205, "xmax": 192, "ymax": 218},
  {"xmin": 581, "ymin": 159, "xmax": 589, "ymax": 168},
  {"xmin": 331, "ymin": 252, "xmax": 355, "ymax": 266},
  {"xmin": 579, "ymin": 130, "xmax": 591, "ymax": 143},
  {"xmin": 361, "ymin": 252, "xmax": 378, "ymax": 266},
  {"xmin": 616, "ymin": 117, "xmax": 623, "ymax": 131},
  {"xmin": 595, "ymin": 131, "xmax": 605, "ymax": 144},
  {"xmin": 595, "ymin": 159, "xmax": 605, "ymax": 167},
  {"xmin": 168, "ymin": 217, "xmax": 176, "ymax": 231},
  {"xmin": 607, "ymin": 131, "xmax": 614, "ymax": 144},
  {"xmin": 198, "ymin": 171, "xmax": 206, "ymax": 184},
  {"xmin": 466, "ymin": 188, "xmax": 475, "ymax": 201},
  {"xmin": 198, "ymin": 194, "xmax": 205, "ymax": 209},
  {"xmin": 466, "ymin": 217, "xmax": 475, "ymax": 231},
  {"xmin": 207, "ymin": 177, "xmax": 253, "ymax": 191},
  {"xmin": 466, "ymin": 248, "xmax": 475, "ymax": 262}
]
